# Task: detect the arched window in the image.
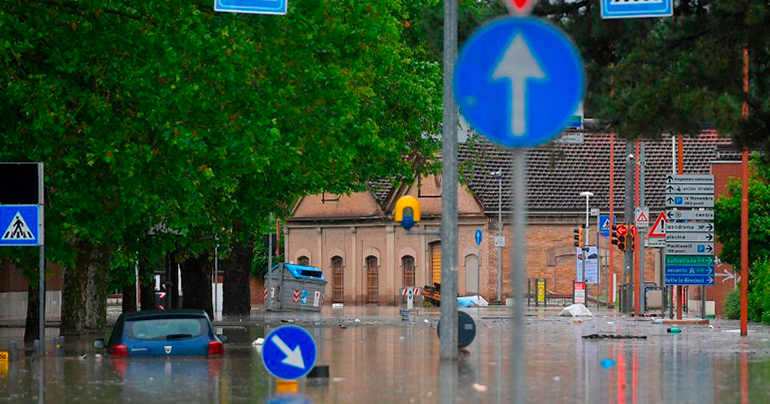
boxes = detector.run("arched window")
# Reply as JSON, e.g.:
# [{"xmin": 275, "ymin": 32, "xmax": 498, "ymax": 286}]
[
  {"xmin": 366, "ymin": 255, "xmax": 379, "ymax": 304},
  {"xmin": 402, "ymin": 256, "xmax": 415, "ymax": 287},
  {"xmin": 298, "ymin": 256, "xmax": 310, "ymax": 266},
  {"xmin": 331, "ymin": 256, "xmax": 344, "ymax": 303}
]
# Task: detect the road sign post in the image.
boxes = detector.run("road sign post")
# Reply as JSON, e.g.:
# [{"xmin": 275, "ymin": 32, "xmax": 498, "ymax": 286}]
[{"xmin": 453, "ymin": 8, "xmax": 584, "ymax": 403}]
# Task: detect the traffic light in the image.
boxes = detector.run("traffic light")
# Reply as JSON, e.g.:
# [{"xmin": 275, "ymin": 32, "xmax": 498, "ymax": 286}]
[
  {"xmin": 395, "ymin": 196, "xmax": 421, "ymax": 230},
  {"xmin": 573, "ymin": 226, "xmax": 584, "ymax": 247},
  {"xmin": 629, "ymin": 225, "xmax": 637, "ymax": 251},
  {"xmin": 611, "ymin": 225, "xmax": 619, "ymax": 246},
  {"xmin": 616, "ymin": 224, "xmax": 628, "ymax": 252}
]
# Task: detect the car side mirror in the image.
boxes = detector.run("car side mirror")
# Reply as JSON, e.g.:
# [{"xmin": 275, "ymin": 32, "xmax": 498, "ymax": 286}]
[
  {"xmin": 93, "ymin": 339, "xmax": 105, "ymax": 349},
  {"xmin": 216, "ymin": 334, "xmax": 229, "ymax": 344}
]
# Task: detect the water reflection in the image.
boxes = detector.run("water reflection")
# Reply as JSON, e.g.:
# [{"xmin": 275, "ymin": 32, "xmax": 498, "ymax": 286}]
[{"xmin": 0, "ymin": 319, "xmax": 769, "ymax": 403}]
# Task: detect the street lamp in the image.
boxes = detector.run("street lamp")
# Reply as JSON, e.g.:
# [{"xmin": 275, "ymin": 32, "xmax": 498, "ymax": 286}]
[
  {"xmin": 579, "ymin": 192, "xmax": 593, "ymax": 299},
  {"xmin": 490, "ymin": 171, "xmax": 503, "ymax": 302}
]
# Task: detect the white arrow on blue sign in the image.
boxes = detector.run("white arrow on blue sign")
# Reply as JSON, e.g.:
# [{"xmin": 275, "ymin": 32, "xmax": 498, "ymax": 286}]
[
  {"xmin": 601, "ymin": 0, "xmax": 673, "ymax": 19},
  {"xmin": 475, "ymin": 229, "xmax": 483, "ymax": 245},
  {"xmin": 454, "ymin": 17, "xmax": 585, "ymax": 148},
  {"xmin": 215, "ymin": 0, "xmax": 287, "ymax": 15},
  {"xmin": 262, "ymin": 325, "xmax": 317, "ymax": 380}
]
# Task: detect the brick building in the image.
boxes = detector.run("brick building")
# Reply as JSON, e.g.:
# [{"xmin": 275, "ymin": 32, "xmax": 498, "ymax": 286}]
[{"xmin": 284, "ymin": 132, "xmax": 737, "ymax": 309}]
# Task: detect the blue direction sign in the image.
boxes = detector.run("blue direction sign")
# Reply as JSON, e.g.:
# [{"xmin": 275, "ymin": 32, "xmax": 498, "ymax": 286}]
[
  {"xmin": 601, "ymin": 0, "xmax": 673, "ymax": 19},
  {"xmin": 454, "ymin": 17, "xmax": 585, "ymax": 148},
  {"xmin": 215, "ymin": 0, "xmax": 287, "ymax": 15},
  {"xmin": 475, "ymin": 229, "xmax": 483, "ymax": 245},
  {"xmin": 665, "ymin": 275, "xmax": 714, "ymax": 286},
  {"xmin": 262, "ymin": 325, "xmax": 317, "ymax": 380},
  {"xmin": 665, "ymin": 266, "xmax": 714, "ymax": 275},
  {"xmin": 0, "ymin": 205, "xmax": 39, "ymax": 247}
]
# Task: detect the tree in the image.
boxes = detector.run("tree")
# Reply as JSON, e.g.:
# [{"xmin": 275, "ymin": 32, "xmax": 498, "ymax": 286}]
[{"xmin": 1, "ymin": 0, "xmax": 442, "ymax": 333}]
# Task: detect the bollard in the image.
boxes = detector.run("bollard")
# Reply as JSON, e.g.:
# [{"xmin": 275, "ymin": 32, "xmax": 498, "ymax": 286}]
[
  {"xmin": 10, "ymin": 341, "xmax": 18, "ymax": 361},
  {"xmin": 55, "ymin": 336, "xmax": 64, "ymax": 357}
]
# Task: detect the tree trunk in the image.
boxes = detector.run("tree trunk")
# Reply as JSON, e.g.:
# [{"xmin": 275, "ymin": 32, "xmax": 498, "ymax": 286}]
[
  {"xmin": 24, "ymin": 282, "xmax": 39, "ymax": 344},
  {"xmin": 222, "ymin": 239, "xmax": 252, "ymax": 316},
  {"xmin": 181, "ymin": 252, "xmax": 213, "ymax": 319},
  {"xmin": 139, "ymin": 260, "xmax": 156, "ymax": 311},
  {"xmin": 85, "ymin": 243, "xmax": 112, "ymax": 331},
  {"xmin": 60, "ymin": 240, "xmax": 92, "ymax": 336},
  {"xmin": 168, "ymin": 252, "xmax": 180, "ymax": 309},
  {"xmin": 122, "ymin": 279, "xmax": 137, "ymax": 313}
]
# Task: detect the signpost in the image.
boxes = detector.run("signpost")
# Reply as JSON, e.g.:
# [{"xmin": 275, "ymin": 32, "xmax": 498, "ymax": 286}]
[
  {"xmin": 262, "ymin": 325, "xmax": 318, "ymax": 380},
  {"xmin": 0, "ymin": 162, "xmax": 44, "ymax": 356},
  {"xmin": 573, "ymin": 281, "xmax": 586, "ymax": 305},
  {"xmin": 214, "ymin": 0, "xmax": 287, "ymax": 15},
  {"xmin": 665, "ymin": 174, "xmax": 715, "ymax": 287},
  {"xmin": 453, "ymin": 5, "xmax": 584, "ymax": 403},
  {"xmin": 598, "ymin": 215, "xmax": 613, "ymax": 238},
  {"xmin": 475, "ymin": 229, "xmax": 483, "ymax": 245},
  {"xmin": 635, "ymin": 207, "xmax": 650, "ymax": 229},
  {"xmin": 601, "ymin": 0, "xmax": 673, "ymax": 19}
]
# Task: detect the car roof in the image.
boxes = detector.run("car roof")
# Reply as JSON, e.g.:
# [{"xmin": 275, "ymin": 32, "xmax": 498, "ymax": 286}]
[{"xmin": 120, "ymin": 309, "xmax": 209, "ymax": 321}]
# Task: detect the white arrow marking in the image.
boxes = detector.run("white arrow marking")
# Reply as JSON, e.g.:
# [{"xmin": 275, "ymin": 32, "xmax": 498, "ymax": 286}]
[
  {"xmin": 716, "ymin": 269, "xmax": 735, "ymax": 283},
  {"xmin": 271, "ymin": 335, "xmax": 305, "ymax": 369},
  {"xmin": 492, "ymin": 33, "xmax": 546, "ymax": 136}
]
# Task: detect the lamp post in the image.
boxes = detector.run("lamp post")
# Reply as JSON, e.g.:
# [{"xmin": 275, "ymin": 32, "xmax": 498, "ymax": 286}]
[
  {"xmin": 491, "ymin": 171, "xmax": 503, "ymax": 303},
  {"xmin": 580, "ymin": 192, "xmax": 594, "ymax": 303}
]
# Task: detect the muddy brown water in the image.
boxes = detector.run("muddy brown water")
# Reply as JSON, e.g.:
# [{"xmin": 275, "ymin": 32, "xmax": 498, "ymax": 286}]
[{"xmin": 1, "ymin": 310, "xmax": 770, "ymax": 403}]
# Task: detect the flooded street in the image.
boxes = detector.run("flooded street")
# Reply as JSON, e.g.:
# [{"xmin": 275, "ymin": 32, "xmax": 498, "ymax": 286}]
[{"xmin": 2, "ymin": 308, "xmax": 770, "ymax": 403}]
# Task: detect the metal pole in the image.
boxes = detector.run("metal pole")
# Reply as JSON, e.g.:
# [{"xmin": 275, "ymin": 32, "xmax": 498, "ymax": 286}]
[
  {"xmin": 740, "ymin": 45, "xmax": 749, "ymax": 337},
  {"xmin": 498, "ymin": 174, "xmax": 503, "ymax": 303},
  {"xmin": 214, "ymin": 237, "xmax": 218, "ymax": 320},
  {"xmin": 609, "ymin": 133, "xmax": 615, "ymax": 308},
  {"xmin": 511, "ymin": 149, "xmax": 527, "ymax": 404},
  {"xmin": 38, "ymin": 162, "xmax": 45, "ymax": 356},
  {"xmin": 677, "ymin": 134, "xmax": 684, "ymax": 319},
  {"xmin": 596, "ymin": 226, "xmax": 601, "ymax": 309},
  {"xmin": 267, "ymin": 213, "xmax": 273, "ymax": 310},
  {"xmin": 636, "ymin": 142, "xmax": 650, "ymax": 312},
  {"xmin": 438, "ymin": 0, "xmax": 459, "ymax": 360},
  {"xmin": 624, "ymin": 140, "xmax": 634, "ymax": 313},
  {"xmin": 634, "ymin": 140, "xmax": 640, "ymax": 315}
]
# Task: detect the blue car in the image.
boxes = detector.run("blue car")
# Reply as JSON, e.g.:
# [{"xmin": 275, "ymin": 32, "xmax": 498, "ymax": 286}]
[{"xmin": 93, "ymin": 310, "xmax": 228, "ymax": 357}]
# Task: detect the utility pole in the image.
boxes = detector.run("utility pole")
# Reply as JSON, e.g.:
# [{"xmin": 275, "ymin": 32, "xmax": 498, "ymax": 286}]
[
  {"xmin": 624, "ymin": 140, "xmax": 635, "ymax": 312},
  {"xmin": 491, "ymin": 171, "xmax": 503, "ymax": 303},
  {"xmin": 638, "ymin": 142, "xmax": 646, "ymax": 314},
  {"xmin": 438, "ymin": 0, "xmax": 459, "ymax": 360}
]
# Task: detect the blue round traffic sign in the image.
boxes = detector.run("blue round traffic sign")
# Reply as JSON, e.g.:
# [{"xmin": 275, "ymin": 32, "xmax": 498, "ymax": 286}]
[
  {"xmin": 262, "ymin": 325, "xmax": 318, "ymax": 380},
  {"xmin": 475, "ymin": 229, "xmax": 482, "ymax": 245},
  {"xmin": 454, "ymin": 17, "xmax": 585, "ymax": 148}
]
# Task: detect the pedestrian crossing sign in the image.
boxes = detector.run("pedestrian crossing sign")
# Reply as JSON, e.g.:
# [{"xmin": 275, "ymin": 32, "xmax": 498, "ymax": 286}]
[
  {"xmin": 598, "ymin": 215, "xmax": 614, "ymax": 238},
  {"xmin": 0, "ymin": 205, "xmax": 40, "ymax": 246}
]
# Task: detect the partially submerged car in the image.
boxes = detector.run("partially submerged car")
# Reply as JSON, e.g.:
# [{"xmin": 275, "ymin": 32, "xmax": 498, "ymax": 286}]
[{"xmin": 93, "ymin": 310, "xmax": 228, "ymax": 357}]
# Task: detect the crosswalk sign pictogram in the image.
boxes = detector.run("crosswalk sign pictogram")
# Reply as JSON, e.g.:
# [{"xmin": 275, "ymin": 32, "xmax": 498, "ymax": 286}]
[{"xmin": 0, "ymin": 205, "xmax": 40, "ymax": 246}]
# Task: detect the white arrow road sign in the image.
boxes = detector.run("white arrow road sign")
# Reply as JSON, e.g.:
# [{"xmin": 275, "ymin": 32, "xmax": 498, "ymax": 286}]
[
  {"xmin": 666, "ymin": 223, "xmax": 714, "ymax": 232},
  {"xmin": 666, "ymin": 232, "xmax": 715, "ymax": 242},
  {"xmin": 492, "ymin": 34, "xmax": 546, "ymax": 136},
  {"xmin": 665, "ymin": 174, "xmax": 714, "ymax": 184},
  {"xmin": 666, "ymin": 209, "xmax": 714, "ymax": 221},
  {"xmin": 271, "ymin": 335, "xmax": 305, "ymax": 369}
]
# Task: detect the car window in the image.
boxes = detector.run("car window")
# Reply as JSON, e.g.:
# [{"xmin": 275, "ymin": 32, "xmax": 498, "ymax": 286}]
[{"xmin": 125, "ymin": 318, "xmax": 207, "ymax": 340}]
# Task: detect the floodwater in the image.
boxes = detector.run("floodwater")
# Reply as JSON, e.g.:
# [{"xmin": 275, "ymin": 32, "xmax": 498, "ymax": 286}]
[{"xmin": 1, "ymin": 308, "xmax": 770, "ymax": 403}]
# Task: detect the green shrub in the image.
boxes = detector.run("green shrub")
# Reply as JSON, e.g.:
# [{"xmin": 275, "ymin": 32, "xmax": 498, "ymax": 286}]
[
  {"xmin": 722, "ymin": 288, "xmax": 741, "ymax": 320},
  {"xmin": 748, "ymin": 258, "xmax": 770, "ymax": 325}
]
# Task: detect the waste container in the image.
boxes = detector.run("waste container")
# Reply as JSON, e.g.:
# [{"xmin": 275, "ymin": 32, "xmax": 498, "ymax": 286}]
[{"xmin": 264, "ymin": 263, "xmax": 327, "ymax": 312}]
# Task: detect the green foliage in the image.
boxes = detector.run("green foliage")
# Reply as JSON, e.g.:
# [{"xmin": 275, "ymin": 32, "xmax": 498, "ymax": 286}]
[
  {"xmin": 722, "ymin": 287, "xmax": 741, "ymax": 320},
  {"xmin": 715, "ymin": 153, "xmax": 770, "ymax": 268},
  {"xmin": 748, "ymin": 258, "xmax": 770, "ymax": 324},
  {"xmin": 0, "ymin": 0, "xmax": 441, "ymax": 282}
]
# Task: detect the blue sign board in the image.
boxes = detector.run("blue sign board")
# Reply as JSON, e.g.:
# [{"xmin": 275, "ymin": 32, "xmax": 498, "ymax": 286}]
[
  {"xmin": 262, "ymin": 325, "xmax": 317, "ymax": 380},
  {"xmin": 598, "ymin": 215, "xmax": 614, "ymax": 238},
  {"xmin": 0, "ymin": 205, "xmax": 39, "ymax": 247},
  {"xmin": 475, "ymin": 229, "xmax": 482, "ymax": 245},
  {"xmin": 454, "ymin": 17, "xmax": 585, "ymax": 148},
  {"xmin": 666, "ymin": 265, "xmax": 714, "ymax": 275},
  {"xmin": 665, "ymin": 275, "xmax": 714, "ymax": 286},
  {"xmin": 215, "ymin": 0, "xmax": 287, "ymax": 15},
  {"xmin": 601, "ymin": 0, "xmax": 673, "ymax": 19}
]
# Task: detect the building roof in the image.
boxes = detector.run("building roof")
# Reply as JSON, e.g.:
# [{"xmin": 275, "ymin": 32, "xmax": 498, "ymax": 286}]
[
  {"xmin": 365, "ymin": 131, "xmax": 735, "ymax": 214},
  {"xmin": 461, "ymin": 131, "xmax": 734, "ymax": 213}
]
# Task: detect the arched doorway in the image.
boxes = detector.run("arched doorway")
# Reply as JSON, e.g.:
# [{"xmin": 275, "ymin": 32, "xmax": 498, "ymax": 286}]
[
  {"xmin": 430, "ymin": 242, "xmax": 441, "ymax": 286},
  {"xmin": 365, "ymin": 255, "xmax": 379, "ymax": 304},
  {"xmin": 331, "ymin": 256, "xmax": 344, "ymax": 303},
  {"xmin": 465, "ymin": 254, "xmax": 479, "ymax": 295}
]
